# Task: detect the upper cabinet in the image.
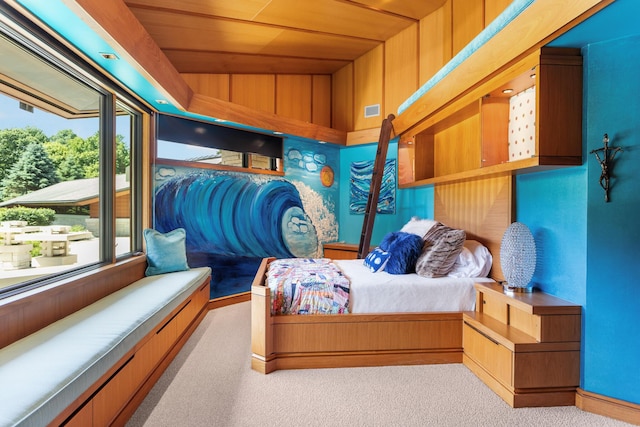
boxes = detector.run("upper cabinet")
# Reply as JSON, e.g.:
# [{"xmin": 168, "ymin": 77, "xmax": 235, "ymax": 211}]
[{"xmin": 398, "ymin": 47, "xmax": 583, "ymax": 187}]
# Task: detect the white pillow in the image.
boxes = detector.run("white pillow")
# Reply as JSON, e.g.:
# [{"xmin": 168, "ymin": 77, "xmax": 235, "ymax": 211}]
[
  {"xmin": 447, "ymin": 240, "xmax": 492, "ymax": 278},
  {"xmin": 400, "ymin": 216, "xmax": 437, "ymax": 238}
]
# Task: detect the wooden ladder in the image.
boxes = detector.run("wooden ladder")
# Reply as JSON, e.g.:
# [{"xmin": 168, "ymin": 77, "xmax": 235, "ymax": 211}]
[{"xmin": 357, "ymin": 114, "xmax": 395, "ymax": 259}]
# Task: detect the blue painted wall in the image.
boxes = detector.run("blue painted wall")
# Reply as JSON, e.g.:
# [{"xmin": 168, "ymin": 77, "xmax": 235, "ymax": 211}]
[
  {"xmin": 499, "ymin": 33, "xmax": 640, "ymax": 405},
  {"xmin": 581, "ymin": 34, "xmax": 640, "ymax": 404},
  {"xmin": 338, "ymin": 139, "xmax": 434, "ymax": 245},
  {"xmin": 515, "ymin": 168, "xmax": 588, "ymax": 305}
]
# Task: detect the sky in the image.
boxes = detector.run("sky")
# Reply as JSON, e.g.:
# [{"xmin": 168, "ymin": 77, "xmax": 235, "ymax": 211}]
[
  {"xmin": 0, "ymin": 92, "xmax": 255, "ymax": 161},
  {"xmin": 0, "ymin": 94, "xmax": 101, "ymax": 139}
]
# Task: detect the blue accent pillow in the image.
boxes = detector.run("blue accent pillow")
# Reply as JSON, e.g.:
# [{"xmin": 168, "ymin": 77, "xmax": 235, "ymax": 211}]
[
  {"xmin": 363, "ymin": 247, "xmax": 390, "ymax": 273},
  {"xmin": 379, "ymin": 231, "xmax": 424, "ymax": 274},
  {"xmin": 143, "ymin": 228, "xmax": 190, "ymax": 276}
]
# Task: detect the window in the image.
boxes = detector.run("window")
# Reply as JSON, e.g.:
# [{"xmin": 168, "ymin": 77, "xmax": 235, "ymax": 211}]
[
  {"xmin": 0, "ymin": 7, "xmax": 144, "ymax": 297},
  {"xmin": 157, "ymin": 114, "xmax": 283, "ymax": 173}
]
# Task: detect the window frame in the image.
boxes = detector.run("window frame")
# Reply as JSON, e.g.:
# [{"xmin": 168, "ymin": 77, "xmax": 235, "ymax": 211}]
[
  {"xmin": 0, "ymin": 4, "xmax": 147, "ymax": 299},
  {"xmin": 156, "ymin": 113, "xmax": 284, "ymax": 176}
]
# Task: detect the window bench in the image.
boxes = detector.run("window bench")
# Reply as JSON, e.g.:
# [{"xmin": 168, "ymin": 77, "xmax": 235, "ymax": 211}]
[{"xmin": 0, "ymin": 266, "xmax": 211, "ymax": 427}]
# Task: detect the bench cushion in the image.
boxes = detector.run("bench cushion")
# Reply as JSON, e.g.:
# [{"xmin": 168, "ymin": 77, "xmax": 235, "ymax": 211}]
[{"xmin": 0, "ymin": 266, "xmax": 210, "ymax": 427}]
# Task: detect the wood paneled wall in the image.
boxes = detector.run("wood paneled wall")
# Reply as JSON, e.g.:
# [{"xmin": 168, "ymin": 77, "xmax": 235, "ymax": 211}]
[
  {"xmin": 353, "ymin": 45, "xmax": 384, "ymax": 131},
  {"xmin": 331, "ymin": 64, "xmax": 353, "ymax": 132},
  {"xmin": 384, "ymin": 24, "xmax": 419, "ymax": 120},
  {"xmin": 333, "ymin": 0, "xmax": 512, "ymax": 133},
  {"xmin": 181, "ymin": 73, "xmax": 332, "ymax": 127}
]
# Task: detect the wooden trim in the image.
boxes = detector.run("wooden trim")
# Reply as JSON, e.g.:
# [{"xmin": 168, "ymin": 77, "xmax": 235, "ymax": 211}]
[
  {"xmin": 188, "ymin": 93, "xmax": 347, "ymax": 145},
  {"xmin": 209, "ymin": 292, "xmax": 251, "ymax": 310},
  {"xmin": 576, "ymin": 388, "xmax": 640, "ymax": 426},
  {"xmin": 155, "ymin": 158, "xmax": 284, "ymax": 177},
  {"xmin": 345, "ymin": 127, "xmax": 389, "ymax": 146}
]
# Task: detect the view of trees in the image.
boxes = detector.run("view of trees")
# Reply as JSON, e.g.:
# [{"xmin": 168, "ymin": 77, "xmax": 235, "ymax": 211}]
[{"xmin": 0, "ymin": 127, "xmax": 129, "ymax": 201}]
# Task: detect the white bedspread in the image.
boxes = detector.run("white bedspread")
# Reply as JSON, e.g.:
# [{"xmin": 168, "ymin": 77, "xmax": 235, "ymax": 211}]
[{"xmin": 334, "ymin": 259, "xmax": 494, "ymax": 314}]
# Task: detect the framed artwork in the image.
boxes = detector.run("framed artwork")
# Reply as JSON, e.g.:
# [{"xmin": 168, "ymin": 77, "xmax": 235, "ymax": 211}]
[{"xmin": 349, "ymin": 159, "xmax": 396, "ymax": 214}]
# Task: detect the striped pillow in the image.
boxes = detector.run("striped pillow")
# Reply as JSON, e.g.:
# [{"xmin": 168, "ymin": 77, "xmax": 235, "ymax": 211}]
[{"xmin": 415, "ymin": 222, "xmax": 466, "ymax": 278}]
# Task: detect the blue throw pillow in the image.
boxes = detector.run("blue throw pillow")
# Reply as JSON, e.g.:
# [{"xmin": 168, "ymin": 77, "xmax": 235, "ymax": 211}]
[
  {"xmin": 379, "ymin": 231, "xmax": 424, "ymax": 274},
  {"xmin": 363, "ymin": 247, "xmax": 390, "ymax": 273},
  {"xmin": 143, "ymin": 228, "xmax": 190, "ymax": 276}
]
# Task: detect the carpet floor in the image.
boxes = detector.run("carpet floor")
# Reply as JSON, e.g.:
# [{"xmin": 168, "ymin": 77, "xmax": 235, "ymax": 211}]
[{"xmin": 126, "ymin": 302, "xmax": 632, "ymax": 427}]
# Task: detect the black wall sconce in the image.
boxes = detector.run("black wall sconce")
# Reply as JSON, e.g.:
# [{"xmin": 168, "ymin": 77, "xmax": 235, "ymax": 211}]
[{"xmin": 590, "ymin": 133, "xmax": 623, "ymax": 202}]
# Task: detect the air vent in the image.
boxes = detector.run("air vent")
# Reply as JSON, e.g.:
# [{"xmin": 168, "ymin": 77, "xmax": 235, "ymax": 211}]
[
  {"xmin": 364, "ymin": 104, "xmax": 380, "ymax": 118},
  {"xmin": 19, "ymin": 102, "xmax": 34, "ymax": 113}
]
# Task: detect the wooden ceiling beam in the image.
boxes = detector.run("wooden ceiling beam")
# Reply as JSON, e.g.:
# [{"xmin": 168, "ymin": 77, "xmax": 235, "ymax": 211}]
[
  {"xmin": 189, "ymin": 93, "xmax": 347, "ymax": 145},
  {"xmin": 165, "ymin": 50, "xmax": 350, "ymax": 74}
]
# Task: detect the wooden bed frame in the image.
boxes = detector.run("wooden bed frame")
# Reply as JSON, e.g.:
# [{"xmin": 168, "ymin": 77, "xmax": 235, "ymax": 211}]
[{"xmin": 251, "ymin": 174, "xmax": 513, "ymax": 374}]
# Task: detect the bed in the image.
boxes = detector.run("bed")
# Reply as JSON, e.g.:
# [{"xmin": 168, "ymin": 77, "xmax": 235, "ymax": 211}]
[{"xmin": 251, "ymin": 174, "xmax": 513, "ymax": 374}]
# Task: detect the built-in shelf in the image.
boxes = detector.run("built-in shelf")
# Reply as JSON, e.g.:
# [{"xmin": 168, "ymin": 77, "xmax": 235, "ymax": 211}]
[{"xmin": 398, "ymin": 47, "xmax": 583, "ymax": 188}]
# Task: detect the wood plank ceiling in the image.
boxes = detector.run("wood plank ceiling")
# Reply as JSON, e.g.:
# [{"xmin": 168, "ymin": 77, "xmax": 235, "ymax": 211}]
[{"xmin": 123, "ymin": 0, "xmax": 445, "ymax": 75}]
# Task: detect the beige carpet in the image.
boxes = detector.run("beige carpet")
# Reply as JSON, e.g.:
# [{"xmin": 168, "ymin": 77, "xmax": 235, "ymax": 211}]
[{"xmin": 127, "ymin": 302, "xmax": 631, "ymax": 427}]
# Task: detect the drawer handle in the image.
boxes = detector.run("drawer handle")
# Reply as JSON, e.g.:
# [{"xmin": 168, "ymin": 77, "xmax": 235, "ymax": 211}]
[{"xmin": 465, "ymin": 321, "xmax": 499, "ymax": 345}]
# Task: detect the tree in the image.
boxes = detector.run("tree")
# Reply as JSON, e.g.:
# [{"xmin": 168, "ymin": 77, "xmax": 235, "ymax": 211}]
[
  {"xmin": 44, "ymin": 130, "xmax": 130, "ymax": 180},
  {"xmin": 0, "ymin": 127, "xmax": 48, "ymax": 183},
  {"xmin": 115, "ymin": 134, "xmax": 130, "ymax": 175},
  {"xmin": 0, "ymin": 143, "xmax": 59, "ymax": 201}
]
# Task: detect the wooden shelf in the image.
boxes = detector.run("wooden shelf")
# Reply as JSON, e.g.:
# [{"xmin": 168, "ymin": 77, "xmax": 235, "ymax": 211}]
[{"xmin": 398, "ymin": 47, "xmax": 583, "ymax": 188}]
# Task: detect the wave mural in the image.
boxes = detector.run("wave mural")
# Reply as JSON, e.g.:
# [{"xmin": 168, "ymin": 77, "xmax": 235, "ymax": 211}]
[{"xmin": 154, "ymin": 172, "xmax": 318, "ymax": 259}]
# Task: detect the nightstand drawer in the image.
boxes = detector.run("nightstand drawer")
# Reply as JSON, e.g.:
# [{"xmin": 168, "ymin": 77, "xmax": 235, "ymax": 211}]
[{"xmin": 463, "ymin": 322, "xmax": 512, "ymax": 387}]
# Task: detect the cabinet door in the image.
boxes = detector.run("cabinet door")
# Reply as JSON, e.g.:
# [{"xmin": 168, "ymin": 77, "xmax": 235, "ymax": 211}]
[{"xmin": 463, "ymin": 323, "xmax": 512, "ymax": 387}]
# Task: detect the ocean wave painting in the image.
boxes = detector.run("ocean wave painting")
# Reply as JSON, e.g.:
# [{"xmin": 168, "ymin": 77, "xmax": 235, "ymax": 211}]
[
  {"xmin": 349, "ymin": 159, "xmax": 396, "ymax": 214},
  {"xmin": 154, "ymin": 171, "xmax": 319, "ymax": 259}
]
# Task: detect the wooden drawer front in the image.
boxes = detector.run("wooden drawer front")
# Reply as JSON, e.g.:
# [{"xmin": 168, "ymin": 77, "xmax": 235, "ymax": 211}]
[
  {"xmin": 65, "ymin": 400, "xmax": 93, "ymax": 426},
  {"xmin": 463, "ymin": 323, "xmax": 512, "ymax": 387},
  {"xmin": 93, "ymin": 356, "xmax": 138, "ymax": 426},
  {"xmin": 323, "ymin": 248, "xmax": 358, "ymax": 260},
  {"xmin": 174, "ymin": 300, "xmax": 194, "ymax": 337},
  {"xmin": 479, "ymin": 292, "xmax": 508, "ymax": 323},
  {"xmin": 513, "ymin": 350, "xmax": 580, "ymax": 389}
]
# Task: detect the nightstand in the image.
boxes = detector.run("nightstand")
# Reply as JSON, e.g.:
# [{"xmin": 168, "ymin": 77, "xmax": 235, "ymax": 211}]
[
  {"xmin": 463, "ymin": 282, "xmax": 581, "ymax": 407},
  {"xmin": 322, "ymin": 242, "xmax": 362, "ymax": 259}
]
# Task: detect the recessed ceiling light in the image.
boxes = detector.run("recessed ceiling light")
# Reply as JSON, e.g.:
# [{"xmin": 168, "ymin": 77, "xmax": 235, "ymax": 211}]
[
  {"xmin": 273, "ymin": 131, "xmax": 283, "ymax": 135},
  {"xmin": 99, "ymin": 52, "xmax": 119, "ymax": 60},
  {"xmin": 530, "ymin": 73, "xmax": 537, "ymax": 79},
  {"xmin": 318, "ymin": 140, "xmax": 327, "ymax": 144},
  {"xmin": 502, "ymin": 88, "xmax": 514, "ymax": 94},
  {"xmin": 156, "ymin": 99, "xmax": 169, "ymax": 105}
]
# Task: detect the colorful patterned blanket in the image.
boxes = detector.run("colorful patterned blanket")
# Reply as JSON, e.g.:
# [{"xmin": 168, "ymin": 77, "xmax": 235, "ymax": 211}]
[{"xmin": 266, "ymin": 258, "xmax": 350, "ymax": 314}]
